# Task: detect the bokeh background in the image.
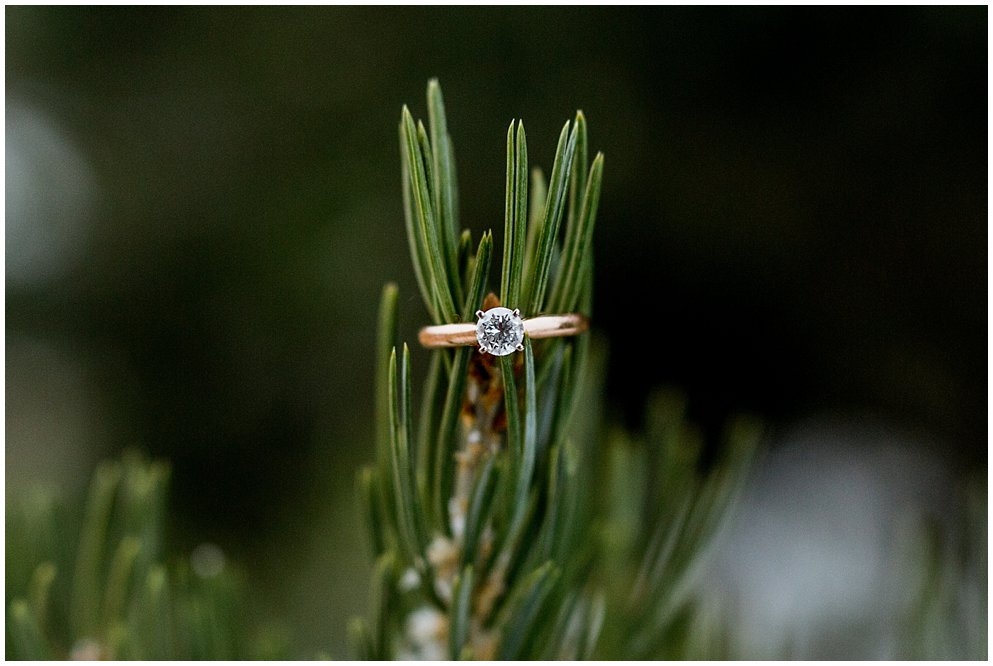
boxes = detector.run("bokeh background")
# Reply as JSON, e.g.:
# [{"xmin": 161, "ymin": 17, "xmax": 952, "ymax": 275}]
[{"xmin": 6, "ymin": 6, "xmax": 986, "ymax": 658}]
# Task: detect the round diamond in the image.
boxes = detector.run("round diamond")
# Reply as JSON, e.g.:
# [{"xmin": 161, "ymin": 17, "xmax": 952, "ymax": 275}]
[{"xmin": 475, "ymin": 307, "xmax": 524, "ymax": 356}]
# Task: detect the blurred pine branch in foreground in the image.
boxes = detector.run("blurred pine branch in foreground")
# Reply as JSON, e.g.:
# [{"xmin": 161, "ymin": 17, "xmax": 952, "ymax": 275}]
[{"xmin": 5, "ymin": 453, "xmax": 289, "ymax": 659}]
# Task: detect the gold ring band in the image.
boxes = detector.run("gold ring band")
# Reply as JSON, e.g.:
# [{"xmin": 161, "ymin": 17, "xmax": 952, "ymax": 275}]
[{"xmin": 419, "ymin": 312, "xmax": 589, "ymax": 350}]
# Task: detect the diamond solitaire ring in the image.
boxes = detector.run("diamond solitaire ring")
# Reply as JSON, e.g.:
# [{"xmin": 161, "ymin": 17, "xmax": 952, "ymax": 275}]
[{"xmin": 418, "ymin": 307, "xmax": 590, "ymax": 356}]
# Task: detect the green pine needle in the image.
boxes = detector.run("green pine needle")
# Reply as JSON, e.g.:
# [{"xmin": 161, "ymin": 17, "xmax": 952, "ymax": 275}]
[
  {"xmin": 500, "ymin": 120, "xmax": 529, "ymax": 307},
  {"xmin": 400, "ymin": 106, "xmax": 458, "ymax": 323},
  {"xmin": 523, "ymin": 119, "xmax": 579, "ymax": 315},
  {"xmin": 449, "ymin": 565, "xmax": 475, "ymax": 658},
  {"xmin": 7, "ymin": 453, "xmax": 277, "ymax": 660}
]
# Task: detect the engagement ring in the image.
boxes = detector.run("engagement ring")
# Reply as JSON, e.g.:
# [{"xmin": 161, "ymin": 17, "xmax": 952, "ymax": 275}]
[{"xmin": 418, "ymin": 307, "xmax": 589, "ymax": 356}]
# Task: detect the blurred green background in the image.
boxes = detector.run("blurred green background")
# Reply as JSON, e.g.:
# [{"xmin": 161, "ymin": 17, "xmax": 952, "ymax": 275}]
[{"xmin": 6, "ymin": 6, "xmax": 986, "ymax": 657}]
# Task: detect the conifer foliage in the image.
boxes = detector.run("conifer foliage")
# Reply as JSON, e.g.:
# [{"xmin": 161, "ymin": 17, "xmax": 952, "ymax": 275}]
[{"xmin": 348, "ymin": 80, "xmax": 759, "ymax": 660}]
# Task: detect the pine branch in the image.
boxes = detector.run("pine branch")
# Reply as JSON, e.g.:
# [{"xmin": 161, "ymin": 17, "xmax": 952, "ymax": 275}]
[
  {"xmin": 353, "ymin": 80, "xmax": 607, "ymax": 660},
  {"xmin": 5, "ymin": 453, "xmax": 288, "ymax": 660},
  {"xmin": 595, "ymin": 393, "xmax": 761, "ymax": 660},
  {"xmin": 898, "ymin": 476, "xmax": 987, "ymax": 660},
  {"xmin": 351, "ymin": 80, "xmax": 775, "ymax": 662}
]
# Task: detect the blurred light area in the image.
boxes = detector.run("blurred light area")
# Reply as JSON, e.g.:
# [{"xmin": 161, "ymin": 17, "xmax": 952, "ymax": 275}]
[
  {"xmin": 6, "ymin": 95, "xmax": 95, "ymax": 286},
  {"xmin": 5, "ymin": 334, "xmax": 108, "ymax": 494},
  {"xmin": 190, "ymin": 542, "xmax": 226, "ymax": 578},
  {"xmin": 706, "ymin": 415, "xmax": 967, "ymax": 659},
  {"xmin": 69, "ymin": 638, "xmax": 103, "ymax": 661}
]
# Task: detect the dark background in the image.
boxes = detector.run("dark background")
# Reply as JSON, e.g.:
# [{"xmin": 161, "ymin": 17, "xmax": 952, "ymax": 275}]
[{"xmin": 6, "ymin": 6, "xmax": 986, "ymax": 655}]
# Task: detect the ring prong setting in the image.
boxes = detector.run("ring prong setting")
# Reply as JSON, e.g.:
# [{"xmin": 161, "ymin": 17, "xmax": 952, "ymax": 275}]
[{"xmin": 474, "ymin": 306, "xmax": 526, "ymax": 357}]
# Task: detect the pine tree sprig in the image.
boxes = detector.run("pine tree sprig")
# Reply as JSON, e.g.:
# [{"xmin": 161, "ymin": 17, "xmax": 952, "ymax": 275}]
[
  {"xmin": 448, "ymin": 564, "xmax": 474, "ymax": 658},
  {"xmin": 500, "ymin": 120, "xmax": 516, "ymax": 303},
  {"xmin": 523, "ymin": 166, "xmax": 547, "ymax": 278},
  {"xmin": 357, "ymin": 466, "xmax": 386, "ymax": 555},
  {"xmin": 568, "ymin": 112, "xmax": 589, "ymax": 225},
  {"xmin": 374, "ymin": 283, "xmax": 399, "ymax": 543},
  {"xmin": 6, "ymin": 453, "xmax": 280, "ymax": 660},
  {"xmin": 549, "ymin": 151, "xmax": 604, "ymax": 314},
  {"xmin": 400, "ymin": 106, "xmax": 458, "ymax": 323},
  {"xmin": 456, "ymin": 228, "xmax": 473, "ymax": 293},
  {"xmin": 523, "ymin": 119, "xmax": 579, "ymax": 315},
  {"xmin": 507, "ymin": 338, "xmax": 538, "ymax": 542},
  {"xmin": 426, "ymin": 79, "xmax": 461, "ymax": 291},
  {"xmin": 500, "ymin": 120, "xmax": 528, "ymax": 307},
  {"xmin": 463, "ymin": 231, "xmax": 494, "ymax": 320},
  {"xmin": 399, "ymin": 126, "xmax": 438, "ymax": 323},
  {"xmin": 357, "ymin": 80, "xmax": 611, "ymax": 660},
  {"xmin": 387, "ymin": 347, "xmax": 422, "ymax": 564},
  {"xmin": 461, "ymin": 454, "xmax": 496, "ymax": 569},
  {"xmin": 596, "ymin": 402, "xmax": 761, "ymax": 660},
  {"xmin": 415, "ymin": 352, "xmax": 445, "ymax": 516},
  {"xmin": 431, "ymin": 345, "xmax": 473, "ymax": 536},
  {"xmin": 495, "ymin": 560, "xmax": 560, "ymax": 659}
]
